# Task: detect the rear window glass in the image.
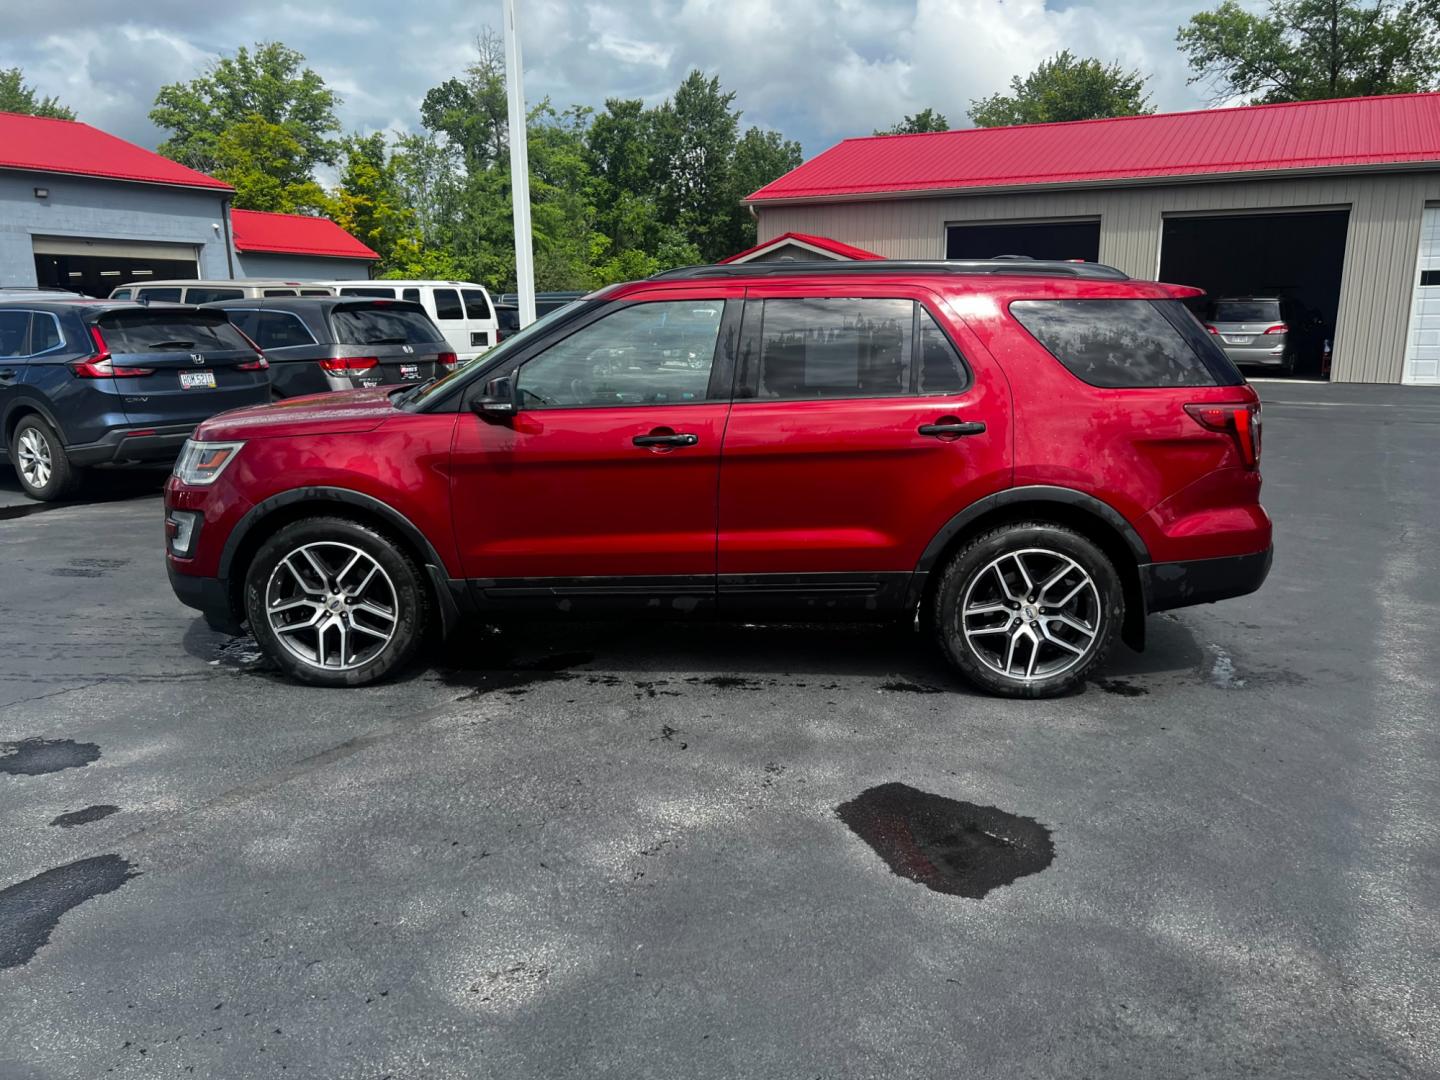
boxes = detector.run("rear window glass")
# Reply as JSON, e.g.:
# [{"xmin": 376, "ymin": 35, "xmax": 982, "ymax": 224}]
[
  {"xmin": 1010, "ymin": 299, "xmax": 1239, "ymax": 388},
  {"xmin": 433, "ymin": 289, "xmax": 463, "ymax": 320},
  {"xmin": 1213, "ymin": 300, "xmax": 1281, "ymax": 322},
  {"xmin": 462, "ymin": 289, "xmax": 492, "ymax": 320},
  {"xmin": 99, "ymin": 311, "xmax": 253, "ymax": 353},
  {"xmin": 186, "ymin": 287, "xmax": 244, "ymax": 304},
  {"xmin": 331, "ymin": 306, "xmax": 443, "ymax": 346},
  {"xmin": 339, "ymin": 286, "xmax": 396, "ymax": 298}
]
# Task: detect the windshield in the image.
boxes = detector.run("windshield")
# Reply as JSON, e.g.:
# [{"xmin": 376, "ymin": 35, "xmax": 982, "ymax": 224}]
[{"xmin": 397, "ymin": 299, "xmax": 592, "ymax": 409}]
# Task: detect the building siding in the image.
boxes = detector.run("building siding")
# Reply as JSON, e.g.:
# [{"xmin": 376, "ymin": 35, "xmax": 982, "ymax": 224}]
[
  {"xmin": 0, "ymin": 171, "xmax": 232, "ymax": 286},
  {"xmin": 235, "ymin": 252, "xmax": 373, "ymax": 280},
  {"xmin": 754, "ymin": 170, "xmax": 1440, "ymax": 383}
]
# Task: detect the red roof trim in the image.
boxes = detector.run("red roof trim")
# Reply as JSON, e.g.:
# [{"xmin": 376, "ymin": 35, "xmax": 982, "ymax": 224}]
[
  {"xmin": 719, "ymin": 232, "xmax": 883, "ymax": 263},
  {"xmin": 230, "ymin": 208, "xmax": 379, "ymax": 261},
  {"xmin": 749, "ymin": 92, "xmax": 1440, "ymax": 202},
  {"xmin": 0, "ymin": 110, "xmax": 232, "ymax": 192}
]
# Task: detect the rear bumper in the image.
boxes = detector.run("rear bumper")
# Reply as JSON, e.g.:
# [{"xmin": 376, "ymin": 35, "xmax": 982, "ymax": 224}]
[
  {"xmin": 1222, "ymin": 345, "xmax": 1287, "ymax": 367},
  {"xmin": 167, "ymin": 563, "xmax": 242, "ymax": 635},
  {"xmin": 69, "ymin": 424, "xmax": 195, "ymax": 466},
  {"xmin": 1140, "ymin": 547, "xmax": 1273, "ymax": 613}
]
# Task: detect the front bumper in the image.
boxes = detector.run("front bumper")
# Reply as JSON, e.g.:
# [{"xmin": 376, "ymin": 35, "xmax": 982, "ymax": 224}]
[
  {"xmin": 167, "ymin": 563, "xmax": 242, "ymax": 634},
  {"xmin": 1140, "ymin": 547, "xmax": 1273, "ymax": 613}
]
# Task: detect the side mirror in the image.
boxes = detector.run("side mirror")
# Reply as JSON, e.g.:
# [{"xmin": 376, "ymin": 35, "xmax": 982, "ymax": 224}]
[{"xmin": 471, "ymin": 375, "xmax": 517, "ymax": 419}]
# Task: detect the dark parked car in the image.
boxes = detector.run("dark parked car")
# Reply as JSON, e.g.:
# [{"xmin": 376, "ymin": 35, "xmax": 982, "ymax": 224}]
[
  {"xmin": 208, "ymin": 297, "xmax": 456, "ymax": 399},
  {"xmin": 166, "ymin": 259, "xmax": 1271, "ymax": 698},
  {"xmin": 1, "ymin": 299, "xmax": 269, "ymax": 500}
]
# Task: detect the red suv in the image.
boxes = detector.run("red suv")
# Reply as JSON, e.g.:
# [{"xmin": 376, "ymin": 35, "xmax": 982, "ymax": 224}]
[{"xmin": 164, "ymin": 260, "xmax": 1271, "ymax": 697}]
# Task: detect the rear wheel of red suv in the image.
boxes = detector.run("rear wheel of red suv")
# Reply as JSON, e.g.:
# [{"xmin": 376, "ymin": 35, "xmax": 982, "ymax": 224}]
[
  {"xmin": 244, "ymin": 516, "xmax": 430, "ymax": 687},
  {"xmin": 933, "ymin": 522, "xmax": 1123, "ymax": 698}
]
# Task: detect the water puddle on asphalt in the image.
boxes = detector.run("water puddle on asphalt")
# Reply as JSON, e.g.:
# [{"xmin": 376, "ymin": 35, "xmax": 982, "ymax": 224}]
[
  {"xmin": 50, "ymin": 805, "xmax": 120, "ymax": 829},
  {"xmin": 836, "ymin": 783, "xmax": 1054, "ymax": 899},
  {"xmin": 1091, "ymin": 677, "xmax": 1149, "ymax": 697},
  {"xmin": 0, "ymin": 738, "xmax": 101, "ymax": 776},
  {"xmin": 0, "ymin": 855, "xmax": 139, "ymax": 969},
  {"xmin": 439, "ymin": 651, "xmax": 595, "ymax": 697}
]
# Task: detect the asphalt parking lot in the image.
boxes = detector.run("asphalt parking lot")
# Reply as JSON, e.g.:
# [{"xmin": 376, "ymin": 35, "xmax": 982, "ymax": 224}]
[{"xmin": 2, "ymin": 380, "xmax": 1437, "ymax": 1079}]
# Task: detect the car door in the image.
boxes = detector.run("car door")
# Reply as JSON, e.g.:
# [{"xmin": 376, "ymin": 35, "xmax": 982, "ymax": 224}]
[
  {"xmin": 449, "ymin": 289, "xmax": 741, "ymax": 613},
  {"xmin": 0, "ymin": 309, "xmax": 32, "ymax": 432},
  {"xmin": 716, "ymin": 285, "xmax": 1012, "ymax": 616}
]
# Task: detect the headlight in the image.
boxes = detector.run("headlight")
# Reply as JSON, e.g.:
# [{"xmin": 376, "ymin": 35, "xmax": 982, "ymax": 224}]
[{"xmin": 173, "ymin": 440, "xmax": 244, "ymax": 485}]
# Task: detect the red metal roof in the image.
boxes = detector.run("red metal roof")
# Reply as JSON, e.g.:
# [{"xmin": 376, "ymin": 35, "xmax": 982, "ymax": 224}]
[
  {"xmin": 0, "ymin": 110, "xmax": 232, "ymax": 191},
  {"xmin": 719, "ymin": 231, "xmax": 883, "ymax": 263},
  {"xmin": 230, "ymin": 209, "xmax": 379, "ymax": 261},
  {"xmin": 748, "ymin": 92, "xmax": 1440, "ymax": 202}
]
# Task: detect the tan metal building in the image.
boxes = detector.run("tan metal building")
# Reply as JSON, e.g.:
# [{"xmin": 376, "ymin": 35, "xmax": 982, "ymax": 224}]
[{"xmin": 745, "ymin": 94, "xmax": 1440, "ymax": 385}]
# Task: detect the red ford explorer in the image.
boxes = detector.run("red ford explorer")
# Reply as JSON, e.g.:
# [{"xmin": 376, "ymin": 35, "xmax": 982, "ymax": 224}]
[{"xmin": 165, "ymin": 259, "xmax": 1271, "ymax": 697}]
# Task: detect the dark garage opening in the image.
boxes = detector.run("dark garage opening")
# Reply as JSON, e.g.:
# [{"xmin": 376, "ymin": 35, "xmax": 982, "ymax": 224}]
[
  {"xmin": 1159, "ymin": 209, "xmax": 1349, "ymax": 380},
  {"xmin": 34, "ymin": 252, "xmax": 199, "ymax": 299},
  {"xmin": 947, "ymin": 219, "xmax": 1100, "ymax": 263}
]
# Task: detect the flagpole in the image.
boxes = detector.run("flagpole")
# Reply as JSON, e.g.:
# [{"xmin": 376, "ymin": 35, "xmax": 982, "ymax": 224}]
[{"xmin": 503, "ymin": 0, "xmax": 536, "ymax": 328}]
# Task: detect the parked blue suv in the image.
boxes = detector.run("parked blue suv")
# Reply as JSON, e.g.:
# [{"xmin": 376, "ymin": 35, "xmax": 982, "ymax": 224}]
[{"xmin": 0, "ymin": 297, "xmax": 270, "ymax": 500}]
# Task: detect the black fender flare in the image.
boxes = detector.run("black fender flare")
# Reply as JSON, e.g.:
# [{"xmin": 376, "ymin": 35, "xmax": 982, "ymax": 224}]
[
  {"xmin": 915, "ymin": 485, "xmax": 1151, "ymax": 573},
  {"xmin": 219, "ymin": 486, "xmax": 463, "ymax": 634}
]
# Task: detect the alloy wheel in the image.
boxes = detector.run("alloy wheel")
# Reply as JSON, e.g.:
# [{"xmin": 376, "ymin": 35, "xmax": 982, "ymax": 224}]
[
  {"xmin": 959, "ymin": 547, "xmax": 1102, "ymax": 683},
  {"xmin": 17, "ymin": 427, "xmax": 52, "ymax": 491},
  {"xmin": 264, "ymin": 541, "xmax": 399, "ymax": 671}
]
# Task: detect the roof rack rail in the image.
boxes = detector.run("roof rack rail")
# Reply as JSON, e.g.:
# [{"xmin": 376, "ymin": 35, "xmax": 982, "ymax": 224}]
[{"xmin": 648, "ymin": 258, "xmax": 1130, "ymax": 282}]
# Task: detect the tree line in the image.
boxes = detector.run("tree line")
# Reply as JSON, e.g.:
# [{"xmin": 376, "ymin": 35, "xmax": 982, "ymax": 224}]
[{"xmin": 4, "ymin": 0, "xmax": 1437, "ymax": 289}]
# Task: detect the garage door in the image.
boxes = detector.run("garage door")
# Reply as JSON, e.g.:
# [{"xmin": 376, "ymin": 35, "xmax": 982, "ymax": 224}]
[
  {"xmin": 32, "ymin": 236, "xmax": 199, "ymax": 298},
  {"xmin": 1403, "ymin": 207, "xmax": 1440, "ymax": 386},
  {"xmin": 946, "ymin": 220, "xmax": 1100, "ymax": 262}
]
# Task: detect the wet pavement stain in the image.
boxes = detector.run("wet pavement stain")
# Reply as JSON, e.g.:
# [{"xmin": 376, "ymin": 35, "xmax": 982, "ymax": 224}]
[
  {"xmin": 1091, "ymin": 677, "xmax": 1149, "ymax": 697},
  {"xmin": 688, "ymin": 675, "xmax": 764, "ymax": 690},
  {"xmin": 209, "ymin": 635, "xmax": 279, "ymax": 674},
  {"xmin": 48, "ymin": 567, "xmax": 106, "ymax": 578},
  {"xmin": 440, "ymin": 652, "xmax": 594, "ymax": 697},
  {"xmin": 0, "ymin": 738, "xmax": 101, "ymax": 776},
  {"xmin": 836, "ymin": 783, "xmax": 1054, "ymax": 899},
  {"xmin": 50, "ymin": 805, "xmax": 120, "ymax": 829},
  {"xmin": 0, "ymin": 855, "xmax": 140, "ymax": 968},
  {"xmin": 879, "ymin": 680, "xmax": 945, "ymax": 694}
]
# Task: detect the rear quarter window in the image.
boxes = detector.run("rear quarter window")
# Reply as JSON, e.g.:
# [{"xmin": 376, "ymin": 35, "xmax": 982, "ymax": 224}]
[
  {"xmin": 331, "ymin": 307, "xmax": 444, "ymax": 345},
  {"xmin": 98, "ymin": 311, "xmax": 253, "ymax": 353},
  {"xmin": 1010, "ymin": 298, "xmax": 1241, "ymax": 388},
  {"xmin": 462, "ymin": 289, "xmax": 493, "ymax": 320}
]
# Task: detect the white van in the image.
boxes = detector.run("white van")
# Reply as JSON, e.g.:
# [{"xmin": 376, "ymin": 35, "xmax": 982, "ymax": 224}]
[
  {"xmin": 109, "ymin": 279, "xmax": 338, "ymax": 303},
  {"xmin": 307, "ymin": 280, "xmax": 498, "ymax": 360}
]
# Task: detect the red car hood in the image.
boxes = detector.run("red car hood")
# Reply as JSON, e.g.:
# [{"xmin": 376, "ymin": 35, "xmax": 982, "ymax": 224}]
[{"xmin": 195, "ymin": 387, "xmax": 401, "ymax": 442}]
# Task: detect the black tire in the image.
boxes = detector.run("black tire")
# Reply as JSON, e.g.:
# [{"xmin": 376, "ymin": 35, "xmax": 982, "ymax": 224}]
[
  {"xmin": 10, "ymin": 414, "xmax": 80, "ymax": 502},
  {"xmin": 244, "ymin": 515, "xmax": 430, "ymax": 687},
  {"xmin": 931, "ymin": 521, "xmax": 1123, "ymax": 698}
]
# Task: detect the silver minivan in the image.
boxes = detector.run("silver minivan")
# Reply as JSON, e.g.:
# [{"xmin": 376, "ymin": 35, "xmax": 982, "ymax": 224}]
[
  {"xmin": 307, "ymin": 280, "xmax": 498, "ymax": 361},
  {"xmin": 1204, "ymin": 297, "xmax": 1291, "ymax": 373}
]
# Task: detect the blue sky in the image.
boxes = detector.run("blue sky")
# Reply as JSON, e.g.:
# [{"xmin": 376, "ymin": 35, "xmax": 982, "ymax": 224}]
[{"xmin": 2, "ymin": 0, "xmax": 1226, "ymax": 159}]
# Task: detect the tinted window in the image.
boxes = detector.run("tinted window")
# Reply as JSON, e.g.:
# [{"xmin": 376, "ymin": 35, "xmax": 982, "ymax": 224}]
[
  {"xmin": 264, "ymin": 289, "xmax": 299, "ymax": 297},
  {"xmin": 98, "ymin": 311, "xmax": 253, "ymax": 353},
  {"xmin": 516, "ymin": 301, "xmax": 721, "ymax": 408},
  {"xmin": 225, "ymin": 309, "xmax": 261, "ymax": 339},
  {"xmin": 462, "ymin": 289, "xmax": 492, "ymax": 320},
  {"xmin": 339, "ymin": 286, "xmax": 396, "ymax": 298},
  {"xmin": 1212, "ymin": 300, "xmax": 1281, "ymax": 322},
  {"xmin": 111, "ymin": 288, "xmax": 133, "ymax": 300},
  {"xmin": 0, "ymin": 310, "xmax": 29, "ymax": 357},
  {"xmin": 186, "ymin": 287, "xmax": 244, "ymax": 304},
  {"xmin": 917, "ymin": 307, "xmax": 969, "ymax": 394},
  {"xmin": 753, "ymin": 298, "xmax": 911, "ymax": 399},
  {"xmin": 1010, "ymin": 299, "xmax": 1226, "ymax": 388},
  {"xmin": 29, "ymin": 313, "xmax": 64, "ymax": 354},
  {"xmin": 300, "ymin": 289, "xmax": 331, "ymax": 296},
  {"xmin": 253, "ymin": 311, "xmax": 318, "ymax": 350},
  {"xmin": 331, "ymin": 306, "xmax": 443, "ymax": 346},
  {"xmin": 433, "ymin": 288, "xmax": 463, "ymax": 320},
  {"xmin": 136, "ymin": 287, "xmax": 183, "ymax": 302},
  {"xmin": 402, "ymin": 288, "xmax": 421, "ymax": 303}
]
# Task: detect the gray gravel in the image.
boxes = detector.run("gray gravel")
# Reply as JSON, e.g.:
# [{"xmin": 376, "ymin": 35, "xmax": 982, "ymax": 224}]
[{"xmin": 1, "ymin": 381, "xmax": 1437, "ymax": 1078}]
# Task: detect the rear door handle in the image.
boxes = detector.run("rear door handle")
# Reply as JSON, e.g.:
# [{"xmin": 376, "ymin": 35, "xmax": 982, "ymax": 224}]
[
  {"xmin": 918, "ymin": 419, "xmax": 986, "ymax": 438},
  {"xmin": 633, "ymin": 432, "xmax": 699, "ymax": 448},
  {"xmin": 0, "ymin": 369, "xmax": 16, "ymax": 381}
]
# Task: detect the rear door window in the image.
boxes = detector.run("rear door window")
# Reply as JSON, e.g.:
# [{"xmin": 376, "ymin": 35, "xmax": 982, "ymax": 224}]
[
  {"xmin": 98, "ymin": 310, "xmax": 254, "ymax": 353},
  {"xmin": 1009, "ymin": 299, "xmax": 1240, "ymax": 387},
  {"xmin": 0, "ymin": 310, "xmax": 30, "ymax": 357},
  {"xmin": 185, "ymin": 287, "xmax": 244, "ymax": 304},
  {"xmin": 432, "ymin": 288, "xmax": 463, "ymax": 321},
  {"xmin": 331, "ymin": 306, "xmax": 443, "ymax": 345},
  {"xmin": 749, "ymin": 298, "xmax": 912, "ymax": 399},
  {"xmin": 253, "ymin": 311, "xmax": 318, "ymax": 350},
  {"xmin": 462, "ymin": 289, "xmax": 493, "ymax": 320}
]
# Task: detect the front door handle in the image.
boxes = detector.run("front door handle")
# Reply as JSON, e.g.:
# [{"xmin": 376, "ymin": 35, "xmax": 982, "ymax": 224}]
[
  {"xmin": 918, "ymin": 418, "xmax": 986, "ymax": 438},
  {"xmin": 633, "ymin": 432, "xmax": 699, "ymax": 448}
]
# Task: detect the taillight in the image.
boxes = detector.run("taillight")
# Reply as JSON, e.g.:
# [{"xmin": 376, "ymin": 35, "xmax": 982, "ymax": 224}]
[
  {"xmin": 319, "ymin": 356, "xmax": 379, "ymax": 373},
  {"xmin": 1203, "ymin": 324, "xmax": 1219, "ymax": 334},
  {"xmin": 1263, "ymin": 324, "xmax": 1288, "ymax": 335},
  {"xmin": 438, "ymin": 351, "xmax": 457, "ymax": 371},
  {"xmin": 238, "ymin": 355, "xmax": 269, "ymax": 371},
  {"xmin": 1184, "ymin": 402, "xmax": 1261, "ymax": 468},
  {"xmin": 71, "ymin": 325, "xmax": 154, "ymax": 377},
  {"xmin": 494, "ymin": 330, "xmax": 504, "ymax": 343}
]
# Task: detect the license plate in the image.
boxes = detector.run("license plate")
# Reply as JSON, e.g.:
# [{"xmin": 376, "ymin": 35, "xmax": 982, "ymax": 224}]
[
  {"xmin": 179, "ymin": 371, "xmax": 217, "ymax": 390},
  {"xmin": 1223, "ymin": 335, "xmax": 1252, "ymax": 345},
  {"xmin": 400, "ymin": 364, "xmax": 419, "ymax": 379}
]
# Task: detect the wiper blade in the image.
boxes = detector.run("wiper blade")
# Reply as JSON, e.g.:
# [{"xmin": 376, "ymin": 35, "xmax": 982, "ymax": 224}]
[
  {"xmin": 146, "ymin": 339, "xmax": 197, "ymax": 348},
  {"xmin": 365, "ymin": 336, "xmax": 409, "ymax": 344}
]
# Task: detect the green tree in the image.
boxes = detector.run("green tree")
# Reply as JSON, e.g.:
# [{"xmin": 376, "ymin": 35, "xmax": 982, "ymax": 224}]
[
  {"xmin": 1177, "ymin": 0, "xmax": 1440, "ymax": 103},
  {"xmin": 652, "ymin": 71, "xmax": 741, "ymax": 263},
  {"xmin": 874, "ymin": 108, "xmax": 950, "ymax": 135},
  {"xmin": 150, "ymin": 42, "xmax": 340, "ymax": 209},
  {"xmin": 420, "ymin": 30, "xmax": 508, "ymax": 172},
  {"xmin": 724, "ymin": 126, "xmax": 803, "ymax": 253},
  {"xmin": 969, "ymin": 51, "xmax": 1154, "ymax": 126},
  {"xmin": 0, "ymin": 67, "xmax": 74, "ymax": 119},
  {"xmin": 329, "ymin": 133, "xmax": 424, "ymax": 271}
]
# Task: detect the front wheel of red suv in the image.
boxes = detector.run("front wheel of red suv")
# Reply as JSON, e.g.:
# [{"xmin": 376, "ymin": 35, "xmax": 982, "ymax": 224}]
[
  {"xmin": 244, "ymin": 516, "xmax": 430, "ymax": 687},
  {"xmin": 932, "ymin": 522, "xmax": 1123, "ymax": 698}
]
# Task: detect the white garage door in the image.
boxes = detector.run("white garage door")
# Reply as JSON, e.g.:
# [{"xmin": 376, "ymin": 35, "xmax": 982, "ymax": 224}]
[{"xmin": 1404, "ymin": 206, "xmax": 1440, "ymax": 385}]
